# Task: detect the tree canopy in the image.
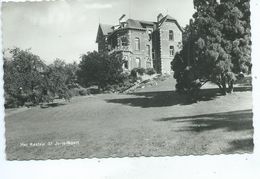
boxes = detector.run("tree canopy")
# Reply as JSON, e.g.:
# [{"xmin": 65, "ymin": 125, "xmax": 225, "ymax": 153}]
[
  {"xmin": 77, "ymin": 51, "xmax": 125, "ymax": 90},
  {"xmin": 171, "ymin": 0, "xmax": 251, "ymax": 95},
  {"xmin": 4, "ymin": 48, "xmax": 78, "ymax": 107}
]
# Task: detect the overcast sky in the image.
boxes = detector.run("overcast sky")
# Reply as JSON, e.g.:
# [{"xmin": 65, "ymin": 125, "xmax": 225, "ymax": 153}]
[{"xmin": 2, "ymin": 0, "xmax": 194, "ymax": 64}]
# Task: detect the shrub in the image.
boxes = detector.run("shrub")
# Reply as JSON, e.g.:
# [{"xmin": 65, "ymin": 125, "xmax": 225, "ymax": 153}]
[
  {"xmin": 145, "ymin": 68, "xmax": 156, "ymax": 75},
  {"xmin": 4, "ymin": 94, "xmax": 19, "ymax": 108},
  {"xmin": 130, "ymin": 68, "xmax": 138, "ymax": 78},
  {"xmin": 103, "ymin": 76, "xmax": 136, "ymax": 93},
  {"xmin": 131, "ymin": 67, "xmax": 146, "ymax": 78},
  {"xmin": 69, "ymin": 87, "xmax": 90, "ymax": 96},
  {"xmin": 79, "ymin": 88, "xmax": 90, "ymax": 96},
  {"xmin": 136, "ymin": 67, "xmax": 145, "ymax": 75}
]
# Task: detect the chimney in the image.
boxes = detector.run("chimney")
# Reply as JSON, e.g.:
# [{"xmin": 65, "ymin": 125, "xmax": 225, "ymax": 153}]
[
  {"xmin": 119, "ymin": 14, "xmax": 126, "ymax": 27},
  {"xmin": 157, "ymin": 13, "xmax": 163, "ymax": 22}
]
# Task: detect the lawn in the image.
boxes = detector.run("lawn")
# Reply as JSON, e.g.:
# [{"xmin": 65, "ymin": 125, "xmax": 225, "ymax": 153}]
[{"xmin": 5, "ymin": 76, "xmax": 253, "ymax": 160}]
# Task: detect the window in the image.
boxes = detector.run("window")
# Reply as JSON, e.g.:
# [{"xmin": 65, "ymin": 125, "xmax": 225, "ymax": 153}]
[
  {"xmin": 123, "ymin": 61, "xmax": 129, "ymax": 69},
  {"xmin": 136, "ymin": 57, "xmax": 141, "ymax": 68},
  {"xmin": 170, "ymin": 46, "xmax": 174, "ymax": 56},
  {"xmin": 135, "ymin": 38, "xmax": 140, "ymax": 51},
  {"xmin": 121, "ymin": 36, "xmax": 128, "ymax": 46},
  {"xmin": 169, "ymin": 30, "xmax": 174, "ymax": 41},
  {"xmin": 123, "ymin": 56, "xmax": 128, "ymax": 69},
  {"xmin": 146, "ymin": 45, "xmax": 150, "ymax": 57},
  {"xmin": 148, "ymin": 30, "xmax": 152, "ymax": 40},
  {"xmin": 146, "ymin": 59, "xmax": 152, "ymax": 68},
  {"xmin": 118, "ymin": 38, "xmax": 121, "ymax": 47}
]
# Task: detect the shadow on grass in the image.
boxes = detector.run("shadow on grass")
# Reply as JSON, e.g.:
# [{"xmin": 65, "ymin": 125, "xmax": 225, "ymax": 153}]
[
  {"xmin": 106, "ymin": 86, "xmax": 251, "ymax": 108},
  {"xmin": 157, "ymin": 109, "xmax": 253, "ymax": 133},
  {"xmin": 225, "ymin": 138, "xmax": 254, "ymax": 153},
  {"xmin": 40, "ymin": 102, "xmax": 66, "ymax": 108}
]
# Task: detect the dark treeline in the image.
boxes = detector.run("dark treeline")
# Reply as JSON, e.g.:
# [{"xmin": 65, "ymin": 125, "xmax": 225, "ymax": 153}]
[{"xmin": 3, "ymin": 49, "xmax": 140, "ymax": 108}]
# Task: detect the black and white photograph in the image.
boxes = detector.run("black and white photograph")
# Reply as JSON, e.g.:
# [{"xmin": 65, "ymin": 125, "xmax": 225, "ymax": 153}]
[{"xmin": 1, "ymin": 0, "xmax": 254, "ymax": 161}]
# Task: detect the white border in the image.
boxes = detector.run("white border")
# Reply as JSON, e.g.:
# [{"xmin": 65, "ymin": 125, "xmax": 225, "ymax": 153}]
[{"xmin": 0, "ymin": 0, "xmax": 259, "ymax": 178}]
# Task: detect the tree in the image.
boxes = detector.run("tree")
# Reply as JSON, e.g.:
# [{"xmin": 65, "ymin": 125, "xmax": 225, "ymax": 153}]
[
  {"xmin": 3, "ymin": 48, "xmax": 76, "ymax": 107},
  {"xmin": 4, "ymin": 48, "xmax": 47, "ymax": 107},
  {"xmin": 42, "ymin": 59, "xmax": 73, "ymax": 101},
  {"xmin": 171, "ymin": 0, "xmax": 251, "ymax": 96},
  {"xmin": 77, "ymin": 51, "xmax": 124, "ymax": 90},
  {"xmin": 64, "ymin": 61, "xmax": 79, "ymax": 88}
]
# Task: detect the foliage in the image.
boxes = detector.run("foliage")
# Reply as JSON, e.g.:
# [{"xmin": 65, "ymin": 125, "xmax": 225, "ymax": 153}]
[
  {"xmin": 145, "ymin": 68, "xmax": 156, "ymax": 75},
  {"xmin": 103, "ymin": 77, "xmax": 136, "ymax": 93},
  {"xmin": 69, "ymin": 87, "xmax": 90, "ymax": 96},
  {"xmin": 171, "ymin": 0, "xmax": 251, "ymax": 95},
  {"xmin": 130, "ymin": 67, "xmax": 146, "ymax": 78},
  {"xmin": 3, "ymin": 48, "xmax": 79, "ymax": 108},
  {"xmin": 4, "ymin": 48, "xmax": 47, "ymax": 107},
  {"xmin": 43, "ymin": 59, "xmax": 74, "ymax": 101},
  {"xmin": 77, "ymin": 51, "xmax": 126, "ymax": 90}
]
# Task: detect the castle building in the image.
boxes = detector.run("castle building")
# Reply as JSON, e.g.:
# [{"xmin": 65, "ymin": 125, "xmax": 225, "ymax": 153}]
[{"xmin": 96, "ymin": 13, "xmax": 183, "ymax": 74}]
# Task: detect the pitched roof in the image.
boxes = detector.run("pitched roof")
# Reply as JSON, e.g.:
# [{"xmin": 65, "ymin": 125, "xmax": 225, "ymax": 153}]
[
  {"xmin": 96, "ymin": 24, "xmax": 113, "ymax": 42},
  {"xmin": 100, "ymin": 14, "xmax": 183, "ymax": 40},
  {"xmin": 164, "ymin": 15, "xmax": 176, "ymax": 21},
  {"xmin": 124, "ymin": 19, "xmax": 155, "ymax": 30},
  {"xmin": 126, "ymin": 19, "xmax": 144, "ymax": 29},
  {"xmin": 99, "ymin": 24, "xmax": 113, "ymax": 35},
  {"xmin": 139, "ymin": 20, "xmax": 155, "ymax": 26},
  {"xmin": 159, "ymin": 15, "xmax": 183, "ymax": 32}
]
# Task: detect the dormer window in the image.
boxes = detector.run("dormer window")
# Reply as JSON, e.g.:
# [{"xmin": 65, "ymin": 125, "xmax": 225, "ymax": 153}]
[{"xmin": 169, "ymin": 30, "xmax": 174, "ymax": 41}]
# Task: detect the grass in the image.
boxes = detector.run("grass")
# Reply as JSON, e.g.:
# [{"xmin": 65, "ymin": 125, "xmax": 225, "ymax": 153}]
[{"xmin": 4, "ymin": 76, "xmax": 253, "ymax": 160}]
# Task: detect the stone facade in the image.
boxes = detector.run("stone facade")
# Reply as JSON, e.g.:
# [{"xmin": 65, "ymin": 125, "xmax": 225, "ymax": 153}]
[{"xmin": 96, "ymin": 14, "xmax": 183, "ymax": 74}]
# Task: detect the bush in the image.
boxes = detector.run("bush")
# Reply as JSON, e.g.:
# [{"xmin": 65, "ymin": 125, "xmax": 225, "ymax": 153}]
[
  {"xmin": 69, "ymin": 87, "xmax": 90, "ymax": 96},
  {"xmin": 136, "ymin": 68, "xmax": 145, "ymax": 75},
  {"xmin": 79, "ymin": 88, "xmax": 90, "ymax": 96},
  {"xmin": 4, "ymin": 94, "xmax": 20, "ymax": 108},
  {"xmin": 145, "ymin": 68, "xmax": 156, "ymax": 75},
  {"xmin": 131, "ymin": 68, "xmax": 146, "ymax": 78},
  {"xmin": 103, "ymin": 76, "xmax": 136, "ymax": 93},
  {"xmin": 130, "ymin": 69, "xmax": 137, "ymax": 78}
]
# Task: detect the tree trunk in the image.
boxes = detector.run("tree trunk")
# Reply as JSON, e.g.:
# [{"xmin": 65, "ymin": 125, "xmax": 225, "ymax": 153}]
[
  {"xmin": 228, "ymin": 80, "xmax": 234, "ymax": 93},
  {"xmin": 220, "ymin": 74, "xmax": 227, "ymax": 95}
]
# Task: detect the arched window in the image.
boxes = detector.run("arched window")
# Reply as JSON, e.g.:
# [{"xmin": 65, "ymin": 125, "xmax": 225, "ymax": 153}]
[
  {"xmin": 170, "ymin": 46, "xmax": 174, "ymax": 56},
  {"xmin": 135, "ymin": 38, "xmax": 140, "ymax": 51},
  {"xmin": 169, "ymin": 30, "xmax": 174, "ymax": 41}
]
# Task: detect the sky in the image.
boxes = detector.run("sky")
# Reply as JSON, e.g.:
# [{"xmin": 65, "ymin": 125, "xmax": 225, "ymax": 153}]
[{"xmin": 2, "ymin": 0, "xmax": 195, "ymax": 64}]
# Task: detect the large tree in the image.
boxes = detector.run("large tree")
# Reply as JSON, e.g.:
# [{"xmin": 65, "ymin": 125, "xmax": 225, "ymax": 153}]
[
  {"xmin": 77, "ymin": 51, "xmax": 124, "ymax": 90},
  {"xmin": 172, "ymin": 0, "xmax": 251, "ymax": 95},
  {"xmin": 3, "ymin": 48, "xmax": 76, "ymax": 107},
  {"xmin": 42, "ymin": 59, "xmax": 74, "ymax": 101},
  {"xmin": 4, "ymin": 48, "xmax": 47, "ymax": 106}
]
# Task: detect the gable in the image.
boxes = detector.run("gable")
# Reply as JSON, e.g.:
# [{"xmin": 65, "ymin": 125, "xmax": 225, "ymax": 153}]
[
  {"xmin": 96, "ymin": 24, "xmax": 113, "ymax": 43},
  {"xmin": 100, "ymin": 24, "xmax": 113, "ymax": 35},
  {"xmin": 158, "ymin": 15, "xmax": 183, "ymax": 33}
]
